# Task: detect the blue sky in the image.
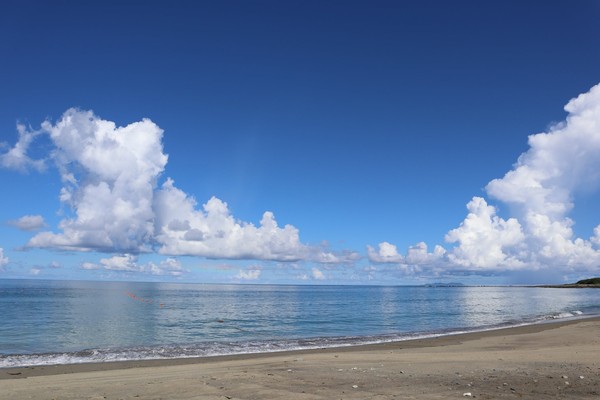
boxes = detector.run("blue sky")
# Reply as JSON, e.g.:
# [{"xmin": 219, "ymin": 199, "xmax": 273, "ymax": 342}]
[{"xmin": 1, "ymin": 0, "xmax": 600, "ymax": 284}]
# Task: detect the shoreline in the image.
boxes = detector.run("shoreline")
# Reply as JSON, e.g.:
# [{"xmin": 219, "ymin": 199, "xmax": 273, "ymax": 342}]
[
  {"xmin": 3, "ymin": 316, "xmax": 600, "ymax": 399},
  {"xmin": 1, "ymin": 311, "xmax": 592, "ymax": 373},
  {"xmin": 2, "ymin": 315, "xmax": 597, "ymax": 379}
]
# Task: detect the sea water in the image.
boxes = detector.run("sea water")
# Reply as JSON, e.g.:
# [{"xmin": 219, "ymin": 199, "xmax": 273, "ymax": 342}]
[{"xmin": 1, "ymin": 279, "xmax": 599, "ymax": 368}]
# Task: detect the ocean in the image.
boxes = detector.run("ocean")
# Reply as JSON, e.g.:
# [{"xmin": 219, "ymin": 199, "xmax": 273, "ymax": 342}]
[{"xmin": 1, "ymin": 279, "xmax": 599, "ymax": 368}]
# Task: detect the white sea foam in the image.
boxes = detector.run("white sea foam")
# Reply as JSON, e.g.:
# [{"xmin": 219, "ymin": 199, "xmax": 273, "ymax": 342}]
[{"xmin": 1, "ymin": 311, "xmax": 593, "ymax": 369}]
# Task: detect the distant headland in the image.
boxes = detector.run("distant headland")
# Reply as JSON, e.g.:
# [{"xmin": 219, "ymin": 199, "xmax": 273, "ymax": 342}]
[{"xmin": 538, "ymin": 278, "xmax": 600, "ymax": 288}]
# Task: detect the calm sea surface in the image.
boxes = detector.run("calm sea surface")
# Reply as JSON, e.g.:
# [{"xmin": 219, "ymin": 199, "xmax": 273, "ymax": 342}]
[{"xmin": 1, "ymin": 279, "xmax": 600, "ymax": 367}]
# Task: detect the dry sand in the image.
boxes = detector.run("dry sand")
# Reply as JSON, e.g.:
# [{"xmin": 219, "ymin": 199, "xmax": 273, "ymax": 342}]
[{"xmin": 2, "ymin": 317, "xmax": 600, "ymax": 399}]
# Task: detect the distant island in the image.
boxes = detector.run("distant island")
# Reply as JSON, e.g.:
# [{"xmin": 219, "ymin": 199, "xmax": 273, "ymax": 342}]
[{"xmin": 537, "ymin": 277, "xmax": 600, "ymax": 288}]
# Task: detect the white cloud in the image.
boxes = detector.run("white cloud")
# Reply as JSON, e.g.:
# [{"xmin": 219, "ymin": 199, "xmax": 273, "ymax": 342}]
[
  {"xmin": 98, "ymin": 254, "xmax": 140, "ymax": 272},
  {"xmin": 479, "ymin": 83, "xmax": 600, "ymax": 270},
  {"xmin": 23, "ymin": 109, "xmax": 167, "ymax": 253},
  {"xmin": 146, "ymin": 258, "xmax": 186, "ymax": 276},
  {"xmin": 235, "ymin": 266, "xmax": 262, "ymax": 280},
  {"xmin": 405, "ymin": 242, "xmax": 446, "ymax": 266},
  {"xmin": 371, "ymin": 83, "xmax": 600, "ymax": 274},
  {"xmin": 0, "ymin": 124, "xmax": 46, "ymax": 172},
  {"xmin": 81, "ymin": 262, "xmax": 100, "ymax": 270},
  {"xmin": 312, "ymin": 267, "xmax": 325, "ymax": 280},
  {"xmin": 154, "ymin": 179, "xmax": 306, "ymax": 261},
  {"xmin": 29, "ymin": 268, "xmax": 41, "ymax": 276},
  {"xmin": 367, "ymin": 241, "xmax": 445, "ymax": 267},
  {"xmin": 367, "ymin": 242, "xmax": 403, "ymax": 263},
  {"xmin": 8, "ymin": 215, "xmax": 46, "ymax": 231},
  {"xmin": 592, "ymin": 225, "xmax": 600, "ymax": 247},
  {"xmin": 82, "ymin": 255, "xmax": 187, "ymax": 276},
  {"xmin": 0, "ymin": 248, "xmax": 8, "ymax": 269},
  {"xmin": 2, "ymin": 109, "xmax": 310, "ymax": 262},
  {"xmin": 313, "ymin": 249, "xmax": 361, "ymax": 264},
  {"xmin": 445, "ymin": 197, "xmax": 525, "ymax": 270},
  {"xmin": 487, "ymin": 84, "xmax": 600, "ymax": 219}
]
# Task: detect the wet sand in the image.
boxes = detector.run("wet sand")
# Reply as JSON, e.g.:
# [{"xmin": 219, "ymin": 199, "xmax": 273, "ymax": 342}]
[{"xmin": 2, "ymin": 317, "xmax": 600, "ymax": 399}]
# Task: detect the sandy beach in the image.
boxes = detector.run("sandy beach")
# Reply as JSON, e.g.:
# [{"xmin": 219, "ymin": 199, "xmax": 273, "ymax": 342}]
[{"xmin": 2, "ymin": 317, "xmax": 600, "ymax": 399}]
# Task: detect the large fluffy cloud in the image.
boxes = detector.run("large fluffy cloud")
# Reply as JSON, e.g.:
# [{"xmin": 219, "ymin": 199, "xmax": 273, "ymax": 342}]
[
  {"xmin": 2, "ymin": 109, "xmax": 308, "ymax": 262},
  {"xmin": 445, "ymin": 197, "xmax": 524, "ymax": 270},
  {"xmin": 482, "ymin": 83, "xmax": 600, "ymax": 270},
  {"xmin": 370, "ymin": 83, "xmax": 600, "ymax": 273},
  {"xmin": 153, "ymin": 179, "xmax": 306, "ymax": 261},
  {"xmin": 24, "ymin": 109, "xmax": 167, "ymax": 253}
]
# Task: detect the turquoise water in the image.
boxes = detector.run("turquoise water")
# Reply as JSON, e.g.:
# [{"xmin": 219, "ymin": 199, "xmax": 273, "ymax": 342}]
[{"xmin": 1, "ymin": 279, "xmax": 599, "ymax": 367}]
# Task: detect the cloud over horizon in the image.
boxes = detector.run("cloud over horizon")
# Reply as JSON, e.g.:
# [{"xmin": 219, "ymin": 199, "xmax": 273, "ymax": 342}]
[
  {"xmin": 154, "ymin": 178, "xmax": 306, "ymax": 261},
  {"xmin": 3, "ymin": 83, "xmax": 600, "ymax": 281},
  {"xmin": 1, "ymin": 108, "xmax": 312, "ymax": 263},
  {"xmin": 81, "ymin": 254, "xmax": 187, "ymax": 276},
  {"xmin": 370, "ymin": 83, "xmax": 600, "ymax": 274}
]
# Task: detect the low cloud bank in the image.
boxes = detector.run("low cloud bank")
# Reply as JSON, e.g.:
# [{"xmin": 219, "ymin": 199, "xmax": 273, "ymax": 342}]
[{"xmin": 81, "ymin": 255, "xmax": 187, "ymax": 276}]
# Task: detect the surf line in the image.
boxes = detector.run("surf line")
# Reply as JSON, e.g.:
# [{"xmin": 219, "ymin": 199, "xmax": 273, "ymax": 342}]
[{"xmin": 125, "ymin": 291, "xmax": 165, "ymax": 308}]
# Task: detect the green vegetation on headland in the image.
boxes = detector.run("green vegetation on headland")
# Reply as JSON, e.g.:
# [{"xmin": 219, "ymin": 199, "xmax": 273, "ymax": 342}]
[
  {"xmin": 537, "ymin": 278, "xmax": 600, "ymax": 288},
  {"xmin": 576, "ymin": 278, "xmax": 600, "ymax": 285}
]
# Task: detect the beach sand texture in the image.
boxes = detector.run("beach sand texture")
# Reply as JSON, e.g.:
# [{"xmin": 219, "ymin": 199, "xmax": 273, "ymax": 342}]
[{"xmin": 2, "ymin": 318, "xmax": 600, "ymax": 399}]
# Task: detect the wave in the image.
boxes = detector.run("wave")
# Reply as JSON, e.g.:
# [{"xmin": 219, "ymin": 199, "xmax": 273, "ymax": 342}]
[{"xmin": 0, "ymin": 309, "xmax": 591, "ymax": 369}]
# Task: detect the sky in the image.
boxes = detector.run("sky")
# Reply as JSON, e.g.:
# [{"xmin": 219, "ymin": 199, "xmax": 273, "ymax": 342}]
[{"xmin": 1, "ymin": 0, "xmax": 600, "ymax": 285}]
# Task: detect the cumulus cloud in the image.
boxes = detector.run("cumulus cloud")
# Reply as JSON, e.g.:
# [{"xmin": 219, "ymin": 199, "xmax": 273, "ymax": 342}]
[
  {"xmin": 8, "ymin": 215, "xmax": 47, "ymax": 231},
  {"xmin": 367, "ymin": 241, "xmax": 445, "ymax": 267},
  {"xmin": 313, "ymin": 248, "xmax": 361, "ymax": 264},
  {"xmin": 405, "ymin": 242, "xmax": 446, "ymax": 266},
  {"xmin": 445, "ymin": 197, "xmax": 524, "ymax": 270},
  {"xmin": 146, "ymin": 258, "xmax": 187, "ymax": 276},
  {"xmin": 154, "ymin": 179, "xmax": 306, "ymax": 261},
  {"xmin": 28, "ymin": 109, "xmax": 167, "ymax": 253},
  {"xmin": 370, "ymin": 82, "xmax": 600, "ymax": 274},
  {"xmin": 2, "ymin": 108, "xmax": 311, "ymax": 262},
  {"xmin": 367, "ymin": 242, "xmax": 404, "ymax": 263},
  {"xmin": 487, "ymin": 84, "xmax": 600, "ymax": 219},
  {"xmin": 235, "ymin": 266, "xmax": 262, "ymax": 280},
  {"xmin": 82, "ymin": 255, "xmax": 187, "ymax": 276},
  {"xmin": 478, "ymin": 83, "xmax": 600, "ymax": 271},
  {"xmin": 97, "ymin": 254, "xmax": 140, "ymax": 272}
]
